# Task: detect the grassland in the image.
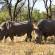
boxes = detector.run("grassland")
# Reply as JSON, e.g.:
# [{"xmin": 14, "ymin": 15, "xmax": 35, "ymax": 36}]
[
  {"xmin": 0, "ymin": 39, "xmax": 55, "ymax": 55},
  {"xmin": 0, "ymin": 32, "xmax": 55, "ymax": 55},
  {"xmin": 0, "ymin": 42, "xmax": 55, "ymax": 55}
]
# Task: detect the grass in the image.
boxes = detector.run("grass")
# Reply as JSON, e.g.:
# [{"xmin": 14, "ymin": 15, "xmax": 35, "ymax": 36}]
[
  {"xmin": 0, "ymin": 41, "xmax": 55, "ymax": 55},
  {"xmin": 0, "ymin": 32, "xmax": 55, "ymax": 55}
]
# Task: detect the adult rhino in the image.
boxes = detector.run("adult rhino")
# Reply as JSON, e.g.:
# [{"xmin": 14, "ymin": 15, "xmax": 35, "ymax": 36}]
[
  {"xmin": 35, "ymin": 19, "xmax": 55, "ymax": 43},
  {"xmin": 0, "ymin": 21, "xmax": 35, "ymax": 42},
  {"xmin": 7, "ymin": 21, "xmax": 34, "ymax": 42}
]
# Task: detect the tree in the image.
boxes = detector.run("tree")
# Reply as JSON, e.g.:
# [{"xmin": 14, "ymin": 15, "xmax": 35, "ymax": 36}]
[
  {"xmin": 14, "ymin": 0, "xmax": 26, "ymax": 21},
  {"xmin": 28, "ymin": 0, "xmax": 31, "ymax": 21},
  {"xmin": 0, "ymin": 0, "xmax": 26, "ymax": 21},
  {"xmin": 43, "ymin": 0, "xmax": 49, "ymax": 19},
  {"xmin": 43, "ymin": 0, "xmax": 52, "ymax": 19},
  {"xmin": 49, "ymin": 0, "xmax": 52, "ymax": 19},
  {"xmin": 28, "ymin": 0, "xmax": 37, "ymax": 22},
  {"xmin": 31, "ymin": 0, "xmax": 37, "ymax": 18}
]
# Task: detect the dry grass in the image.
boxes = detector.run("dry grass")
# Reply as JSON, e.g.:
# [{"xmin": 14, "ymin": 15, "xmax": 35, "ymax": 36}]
[
  {"xmin": 0, "ymin": 41, "xmax": 55, "ymax": 55},
  {"xmin": 0, "ymin": 31, "xmax": 55, "ymax": 55}
]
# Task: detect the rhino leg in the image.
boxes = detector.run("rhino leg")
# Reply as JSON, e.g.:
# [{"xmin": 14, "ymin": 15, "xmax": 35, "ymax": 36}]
[
  {"xmin": 36, "ymin": 34, "xmax": 42, "ymax": 44},
  {"xmin": 10, "ymin": 35, "xmax": 14, "ymax": 42},
  {"xmin": 0, "ymin": 36, "xmax": 4, "ymax": 42},
  {"xmin": 28, "ymin": 32, "xmax": 32, "ymax": 42},
  {"xmin": 35, "ymin": 31, "xmax": 43, "ymax": 44},
  {"xmin": 44, "ymin": 35, "xmax": 47, "ymax": 43},
  {"xmin": 25, "ymin": 32, "xmax": 32, "ymax": 42},
  {"xmin": 25, "ymin": 36, "xmax": 28, "ymax": 42},
  {"xmin": 4, "ymin": 35, "xmax": 8, "ymax": 43}
]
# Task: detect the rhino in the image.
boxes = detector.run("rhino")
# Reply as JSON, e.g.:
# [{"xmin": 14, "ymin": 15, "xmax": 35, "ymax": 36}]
[
  {"xmin": 0, "ymin": 21, "xmax": 34, "ymax": 42},
  {"xmin": 7, "ymin": 21, "xmax": 34, "ymax": 42},
  {"xmin": 35, "ymin": 19, "xmax": 55, "ymax": 43}
]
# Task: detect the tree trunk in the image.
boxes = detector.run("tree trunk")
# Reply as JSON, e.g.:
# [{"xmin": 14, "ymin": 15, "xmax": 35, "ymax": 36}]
[
  {"xmin": 46, "ymin": 8, "xmax": 48, "ymax": 19},
  {"xmin": 49, "ymin": 0, "xmax": 52, "ymax": 19},
  {"xmin": 28, "ymin": 0, "xmax": 31, "ymax": 22}
]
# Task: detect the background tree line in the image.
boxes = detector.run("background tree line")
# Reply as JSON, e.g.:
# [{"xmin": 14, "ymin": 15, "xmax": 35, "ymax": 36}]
[{"xmin": 0, "ymin": 0, "xmax": 55, "ymax": 23}]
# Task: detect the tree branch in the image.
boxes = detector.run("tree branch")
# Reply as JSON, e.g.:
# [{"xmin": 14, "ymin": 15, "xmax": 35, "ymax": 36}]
[
  {"xmin": 14, "ymin": 0, "xmax": 26, "ymax": 20},
  {"xmin": 6, "ymin": 0, "xmax": 12, "ymax": 21},
  {"xmin": 13, "ymin": 0, "xmax": 22, "ymax": 21},
  {"xmin": 43, "ymin": 0, "xmax": 48, "ymax": 19},
  {"xmin": 31, "ymin": 0, "xmax": 37, "ymax": 18}
]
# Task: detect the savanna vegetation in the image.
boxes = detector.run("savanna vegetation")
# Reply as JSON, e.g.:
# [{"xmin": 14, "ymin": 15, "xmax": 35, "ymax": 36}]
[
  {"xmin": 0, "ymin": 0, "xmax": 55, "ymax": 55},
  {"xmin": 0, "ymin": 0, "xmax": 55, "ymax": 23}
]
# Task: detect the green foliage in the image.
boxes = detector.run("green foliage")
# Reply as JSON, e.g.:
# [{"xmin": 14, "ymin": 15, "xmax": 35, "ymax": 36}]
[
  {"xmin": 0, "ymin": 6, "xmax": 47, "ymax": 22},
  {"xmin": 32, "ymin": 10, "xmax": 46, "ymax": 21},
  {"xmin": 0, "ymin": 9, "xmax": 46, "ymax": 22},
  {"xmin": 16, "ymin": 9, "xmax": 47, "ymax": 21},
  {"xmin": 0, "ymin": 10, "xmax": 9, "ymax": 23},
  {"xmin": 17, "ymin": 8, "xmax": 28, "ymax": 21}
]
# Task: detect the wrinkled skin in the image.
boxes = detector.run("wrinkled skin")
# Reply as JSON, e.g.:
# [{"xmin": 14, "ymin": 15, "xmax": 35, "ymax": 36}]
[
  {"xmin": 0, "ymin": 21, "xmax": 34, "ymax": 42},
  {"xmin": 35, "ymin": 19, "xmax": 55, "ymax": 43}
]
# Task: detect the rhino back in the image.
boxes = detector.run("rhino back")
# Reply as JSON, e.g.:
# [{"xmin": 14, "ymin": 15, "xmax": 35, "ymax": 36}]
[{"xmin": 37, "ymin": 19, "xmax": 55, "ymax": 35}]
